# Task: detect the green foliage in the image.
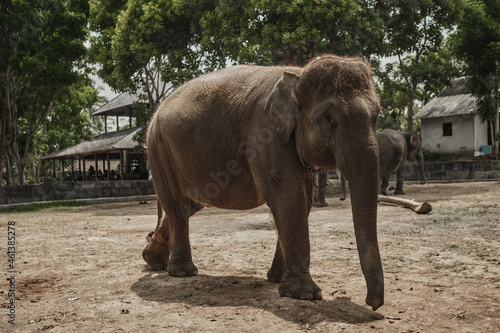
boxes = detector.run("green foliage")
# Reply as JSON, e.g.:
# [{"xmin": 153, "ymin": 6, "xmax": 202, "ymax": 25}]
[
  {"xmin": 374, "ymin": 0, "xmax": 464, "ymax": 131},
  {"xmin": 374, "ymin": 44, "xmax": 461, "ymax": 131},
  {"xmin": 452, "ymin": 0, "xmax": 500, "ymax": 123},
  {"xmin": 1, "ymin": 0, "xmax": 94, "ymax": 185},
  {"xmin": 0, "ymin": 200, "xmax": 91, "ymax": 214},
  {"xmin": 200, "ymin": 0, "xmax": 386, "ymax": 67},
  {"xmin": 451, "ymin": 0, "xmax": 500, "ymax": 158},
  {"xmin": 89, "ymin": 0, "xmax": 205, "ymax": 93}
]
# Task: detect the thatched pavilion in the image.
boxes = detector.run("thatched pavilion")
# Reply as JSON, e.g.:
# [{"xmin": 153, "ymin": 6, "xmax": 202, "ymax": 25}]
[{"xmin": 41, "ymin": 91, "xmax": 147, "ymax": 181}]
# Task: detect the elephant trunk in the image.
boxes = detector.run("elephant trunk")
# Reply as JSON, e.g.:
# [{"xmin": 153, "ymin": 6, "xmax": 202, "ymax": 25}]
[
  {"xmin": 343, "ymin": 142, "xmax": 384, "ymax": 311},
  {"xmin": 417, "ymin": 151, "xmax": 426, "ymax": 184}
]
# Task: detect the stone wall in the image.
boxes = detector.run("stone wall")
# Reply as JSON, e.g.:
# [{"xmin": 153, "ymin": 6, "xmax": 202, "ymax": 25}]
[
  {"xmin": 0, "ymin": 180, "xmax": 155, "ymax": 205},
  {"xmin": 2, "ymin": 160, "xmax": 499, "ymax": 206},
  {"xmin": 405, "ymin": 160, "xmax": 500, "ymax": 181}
]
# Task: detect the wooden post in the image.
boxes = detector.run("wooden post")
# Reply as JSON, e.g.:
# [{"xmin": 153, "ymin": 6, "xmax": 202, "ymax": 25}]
[
  {"xmin": 116, "ymin": 115, "xmax": 119, "ymax": 132},
  {"xmin": 120, "ymin": 150, "xmax": 124, "ymax": 180},
  {"xmin": 94, "ymin": 153, "xmax": 98, "ymax": 181},
  {"xmin": 83, "ymin": 157, "xmax": 86, "ymax": 181},
  {"xmin": 107, "ymin": 151, "xmax": 110, "ymax": 181},
  {"xmin": 52, "ymin": 159, "xmax": 56, "ymax": 179}
]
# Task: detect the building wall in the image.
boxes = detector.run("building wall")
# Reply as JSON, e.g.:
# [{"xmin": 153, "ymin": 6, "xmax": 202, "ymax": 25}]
[
  {"xmin": 474, "ymin": 116, "xmax": 489, "ymax": 153},
  {"xmin": 420, "ymin": 114, "xmax": 488, "ymax": 154}
]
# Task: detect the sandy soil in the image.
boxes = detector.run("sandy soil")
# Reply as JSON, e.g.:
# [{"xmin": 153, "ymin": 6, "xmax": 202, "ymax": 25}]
[{"xmin": 1, "ymin": 180, "xmax": 500, "ymax": 332}]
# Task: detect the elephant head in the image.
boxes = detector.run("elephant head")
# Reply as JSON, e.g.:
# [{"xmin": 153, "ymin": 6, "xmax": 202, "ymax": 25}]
[
  {"xmin": 266, "ymin": 56, "xmax": 384, "ymax": 310},
  {"xmin": 405, "ymin": 131, "xmax": 427, "ymax": 184}
]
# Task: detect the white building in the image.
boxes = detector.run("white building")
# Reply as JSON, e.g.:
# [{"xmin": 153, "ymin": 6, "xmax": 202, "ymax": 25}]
[{"xmin": 415, "ymin": 77, "xmax": 496, "ymax": 155}]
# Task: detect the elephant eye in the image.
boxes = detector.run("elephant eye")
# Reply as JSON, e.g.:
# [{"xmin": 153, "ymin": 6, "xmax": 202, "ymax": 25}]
[{"xmin": 322, "ymin": 113, "xmax": 338, "ymax": 129}]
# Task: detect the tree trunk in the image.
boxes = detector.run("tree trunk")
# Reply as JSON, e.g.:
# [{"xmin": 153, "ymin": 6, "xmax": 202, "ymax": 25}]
[
  {"xmin": 494, "ymin": 110, "xmax": 499, "ymax": 160},
  {"xmin": 417, "ymin": 151, "xmax": 426, "ymax": 184},
  {"xmin": 407, "ymin": 82, "xmax": 418, "ymax": 132}
]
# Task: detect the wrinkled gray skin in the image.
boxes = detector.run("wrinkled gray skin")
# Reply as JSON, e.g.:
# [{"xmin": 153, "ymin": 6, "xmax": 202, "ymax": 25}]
[
  {"xmin": 378, "ymin": 129, "xmax": 426, "ymax": 195},
  {"xmin": 143, "ymin": 56, "xmax": 384, "ymax": 310},
  {"xmin": 336, "ymin": 129, "xmax": 426, "ymax": 198}
]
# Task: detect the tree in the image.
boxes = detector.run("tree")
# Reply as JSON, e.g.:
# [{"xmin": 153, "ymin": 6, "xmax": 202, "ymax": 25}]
[
  {"xmin": 200, "ymin": 0, "xmax": 386, "ymax": 67},
  {"xmin": 89, "ymin": 0, "xmax": 214, "ymax": 152},
  {"xmin": 89, "ymin": 0, "xmax": 208, "ymax": 116},
  {"xmin": 374, "ymin": 45, "xmax": 461, "ymax": 131},
  {"xmin": 1, "ymin": 0, "xmax": 92, "ymax": 185},
  {"xmin": 34, "ymin": 79, "xmax": 99, "ymax": 183},
  {"xmin": 378, "ymin": 0, "xmax": 464, "ymax": 131},
  {"xmin": 452, "ymin": 0, "xmax": 500, "ymax": 159}
]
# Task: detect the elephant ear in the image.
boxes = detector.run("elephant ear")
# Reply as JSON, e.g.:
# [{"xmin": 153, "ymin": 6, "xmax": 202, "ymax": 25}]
[{"xmin": 265, "ymin": 72, "xmax": 300, "ymax": 144}]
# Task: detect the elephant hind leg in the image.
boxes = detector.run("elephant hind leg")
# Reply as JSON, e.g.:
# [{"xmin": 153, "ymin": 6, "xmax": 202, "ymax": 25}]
[
  {"xmin": 380, "ymin": 173, "xmax": 390, "ymax": 195},
  {"xmin": 394, "ymin": 162, "xmax": 406, "ymax": 195}
]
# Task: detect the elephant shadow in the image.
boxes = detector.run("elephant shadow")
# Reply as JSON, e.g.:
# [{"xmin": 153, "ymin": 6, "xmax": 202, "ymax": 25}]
[{"xmin": 131, "ymin": 270, "xmax": 384, "ymax": 325}]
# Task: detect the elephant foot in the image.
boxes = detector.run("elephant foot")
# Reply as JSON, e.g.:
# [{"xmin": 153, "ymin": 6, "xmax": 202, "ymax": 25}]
[
  {"xmin": 142, "ymin": 231, "xmax": 170, "ymax": 270},
  {"xmin": 380, "ymin": 189, "xmax": 387, "ymax": 196},
  {"xmin": 168, "ymin": 260, "xmax": 198, "ymax": 277},
  {"xmin": 278, "ymin": 269, "xmax": 322, "ymax": 300},
  {"xmin": 314, "ymin": 201, "xmax": 329, "ymax": 207},
  {"xmin": 394, "ymin": 189, "xmax": 406, "ymax": 195},
  {"xmin": 339, "ymin": 196, "xmax": 346, "ymax": 201},
  {"xmin": 267, "ymin": 265, "xmax": 284, "ymax": 282}
]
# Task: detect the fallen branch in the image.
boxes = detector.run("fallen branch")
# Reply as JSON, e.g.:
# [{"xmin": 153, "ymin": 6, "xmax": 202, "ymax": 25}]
[{"xmin": 378, "ymin": 195, "xmax": 432, "ymax": 214}]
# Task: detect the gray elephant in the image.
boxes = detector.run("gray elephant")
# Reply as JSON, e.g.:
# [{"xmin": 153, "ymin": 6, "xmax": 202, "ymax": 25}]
[
  {"xmin": 337, "ymin": 129, "xmax": 426, "ymax": 198},
  {"xmin": 378, "ymin": 129, "xmax": 426, "ymax": 195},
  {"xmin": 313, "ymin": 168, "xmax": 347, "ymax": 205},
  {"xmin": 142, "ymin": 55, "xmax": 384, "ymax": 310}
]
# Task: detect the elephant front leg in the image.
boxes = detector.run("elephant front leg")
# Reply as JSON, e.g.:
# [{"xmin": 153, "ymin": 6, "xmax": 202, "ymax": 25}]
[
  {"xmin": 272, "ymin": 210, "xmax": 322, "ymax": 300},
  {"xmin": 142, "ymin": 216, "xmax": 170, "ymax": 271}
]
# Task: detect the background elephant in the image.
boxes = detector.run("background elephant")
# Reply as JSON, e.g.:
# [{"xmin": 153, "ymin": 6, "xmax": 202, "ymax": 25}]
[
  {"xmin": 314, "ymin": 168, "xmax": 347, "ymax": 205},
  {"xmin": 378, "ymin": 129, "xmax": 426, "ymax": 195},
  {"xmin": 338, "ymin": 129, "xmax": 426, "ymax": 197},
  {"xmin": 313, "ymin": 168, "xmax": 329, "ymax": 207},
  {"xmin": 143, "ymin": 55, "xmax": 384, "ymax": 310}
]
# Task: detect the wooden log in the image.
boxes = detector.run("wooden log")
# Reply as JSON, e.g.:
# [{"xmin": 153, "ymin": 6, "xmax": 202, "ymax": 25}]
[{"xmin": 378, "ymin": 195, "xmax": 432, "ymax": 214}]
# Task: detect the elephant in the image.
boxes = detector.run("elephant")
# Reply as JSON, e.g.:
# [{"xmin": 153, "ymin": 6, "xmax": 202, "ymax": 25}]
[
  {"xmin": 313, "ymin": 168, "xmax": 329, "ymax": 207},
  {"xmin": 338, "ymin": 129, "xmax": 426, "ymax": 197},
  {"xmin": 378, "ymin": 129, "xmax": 426, "ymax": 195},
  {"xmin": 142, "ymin": 55, "xmax": 384, "ymax": 311},
  {"xmin": 313, "ymin": 168, "xmax": 347, "ymax": 205}
]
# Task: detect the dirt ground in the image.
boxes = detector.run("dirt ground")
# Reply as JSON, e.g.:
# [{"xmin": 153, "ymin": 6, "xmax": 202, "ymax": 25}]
[{"xmin": 1, "ymin": 180, "xmax": 500, "ymax": 332}]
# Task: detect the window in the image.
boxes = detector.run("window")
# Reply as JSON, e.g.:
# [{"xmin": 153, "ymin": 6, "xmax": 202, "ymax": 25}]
[{"xmin": 443, "ymin": 122, "xmax": 452, "ymax": 136}]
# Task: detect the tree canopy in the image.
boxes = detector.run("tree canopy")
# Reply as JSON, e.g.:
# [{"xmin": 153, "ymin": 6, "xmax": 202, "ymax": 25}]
[
  {"xmin": 200, "ymin": 0, "xmax": 386, "ymax": 67},
  {"xmin": 376, "ymin": 0, "xmax": 464, "ymax": 131},
  {"xmin": 4, "ymin": 0, "xmax": 500, "ymax": 185},
  {"xmin": 451, "ymin": 0, "xmax": 500, "ymax": 158},
  {"xmin": 1, "ymin": 0, "xmax": 96, "ymax": 185}
]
